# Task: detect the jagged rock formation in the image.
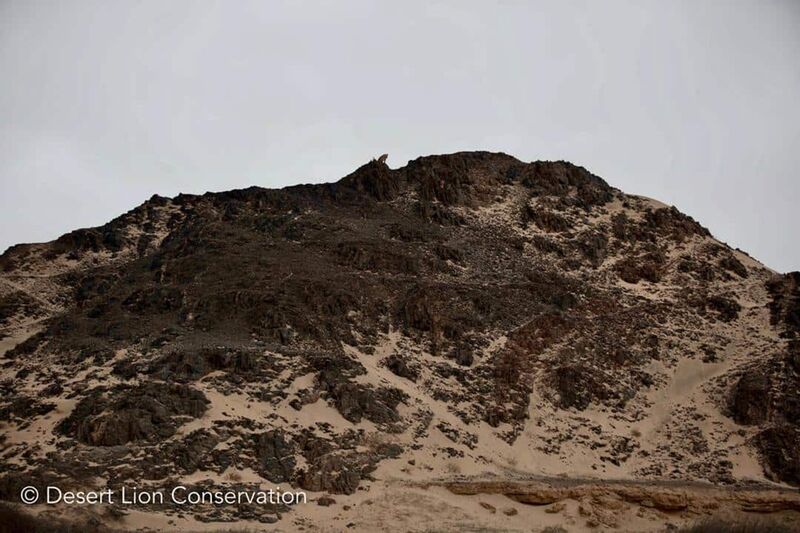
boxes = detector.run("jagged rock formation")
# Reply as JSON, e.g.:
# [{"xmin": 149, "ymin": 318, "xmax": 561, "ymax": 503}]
[{"xmin": 0, "ymin": 152, "xmax": 798, "ymax": 530}]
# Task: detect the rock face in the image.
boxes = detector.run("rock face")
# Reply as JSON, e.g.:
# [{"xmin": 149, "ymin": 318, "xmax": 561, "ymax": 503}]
[
  {"xmin": 0, "ymin": 151, "xmax": 798, "ymax": 527},
  {"xmin": 747, "ymin": 271, "xmax": 800, "ymax": 485}
]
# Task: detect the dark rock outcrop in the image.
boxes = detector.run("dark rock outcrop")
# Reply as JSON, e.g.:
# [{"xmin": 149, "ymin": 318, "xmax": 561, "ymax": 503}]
[
  {"xmin": 754, "ymin": 426, "xmax": 800, "ymax": 485},
  {"xmin": 254, "ymin": 430, "xmax": 296, "ymax": 483},
  {"xmin": 729, "ymin": 372, "xmax": 771, "ymax": 425},
  {"xmin": 57, "ymin": 382, "xmax": 209, "ymax": 446}
]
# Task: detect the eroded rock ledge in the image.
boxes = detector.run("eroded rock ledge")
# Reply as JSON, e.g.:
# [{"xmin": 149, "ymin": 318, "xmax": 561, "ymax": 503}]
[{"xmin": 426, "ymin": 476, "xmax": 800, "ymax": 514}]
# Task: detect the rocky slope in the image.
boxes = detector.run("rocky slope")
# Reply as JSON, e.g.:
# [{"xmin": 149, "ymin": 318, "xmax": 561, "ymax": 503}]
[{"xmin": 0, "ymin": 152, "xmax": 798, "ymax": 531}]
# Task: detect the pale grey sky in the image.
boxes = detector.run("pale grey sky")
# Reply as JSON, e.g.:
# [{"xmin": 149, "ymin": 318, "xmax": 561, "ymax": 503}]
[{"xmin": 1, "ymin": 0, "xmax": 798, "ymax": 271}]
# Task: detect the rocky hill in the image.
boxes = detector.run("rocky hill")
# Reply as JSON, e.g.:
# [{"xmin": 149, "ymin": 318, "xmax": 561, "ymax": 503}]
[{"xmin": 1, "ymin": 152, "xmax": 798, "ymax": 531}]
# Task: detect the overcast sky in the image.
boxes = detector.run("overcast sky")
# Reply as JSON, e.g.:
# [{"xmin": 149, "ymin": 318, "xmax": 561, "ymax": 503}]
[{"xmin": 1, "ymin": 1, "xmax": 798, "ymax": 271}]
